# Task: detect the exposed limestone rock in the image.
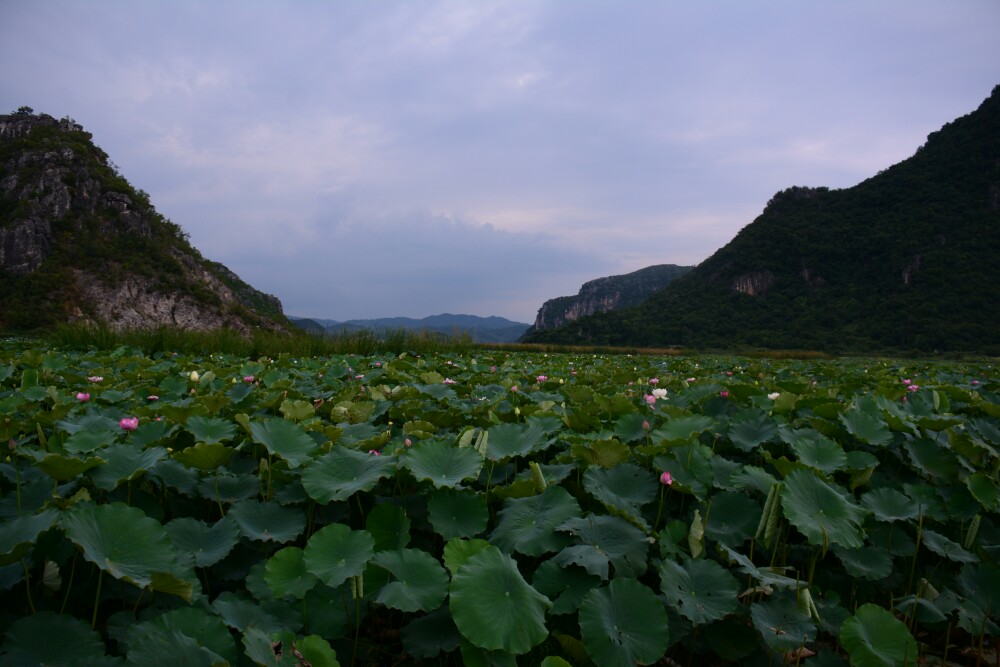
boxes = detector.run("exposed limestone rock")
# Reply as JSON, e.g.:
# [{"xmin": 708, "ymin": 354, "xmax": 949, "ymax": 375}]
[{"xmin": 731, "ymin": 270, "xmax": 774, "ymax": 296}]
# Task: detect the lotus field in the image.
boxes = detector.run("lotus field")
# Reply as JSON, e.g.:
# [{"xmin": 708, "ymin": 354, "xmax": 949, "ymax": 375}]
[{"xmin": 1, "ymin": 339, "xmax": 998, "ymax": 666}]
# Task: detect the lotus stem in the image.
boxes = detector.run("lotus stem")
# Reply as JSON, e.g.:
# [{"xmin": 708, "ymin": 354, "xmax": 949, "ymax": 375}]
[
  {"xmin": 907, "ymin": 509, "xmax": 924, "ymax": 597},
  {"xmin": 60, "ymin": 553, "xmax": 77, "ymax": 615},
  {"xmin": 91, "ymin": 569, "xmax": 103, "ymax": 629},
  {"xmin": 19, "ymin": 559, "xmax": 35, "ymax": 614}
]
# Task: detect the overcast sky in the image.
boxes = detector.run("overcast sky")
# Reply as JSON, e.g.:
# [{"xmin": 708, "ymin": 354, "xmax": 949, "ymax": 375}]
[{"xmin": 2, "ymin": 1, "xmax": 998, "ymax": 323}]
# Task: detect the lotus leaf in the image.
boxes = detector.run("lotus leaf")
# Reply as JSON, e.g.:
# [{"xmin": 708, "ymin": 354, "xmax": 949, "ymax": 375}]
[
  {"xmin": 249, "ymin": 418, "xmax": 318, "ymax": 468},
  {"xmin": 443, "ymin": 537, "xmax": 492, "ymax": 573},
  {"xmin": 583, "ymin": 462, "xmax": 657, "ymax": 529},
  {"xmin": 530, "ymin": 559, "xmax": 601, "ymax": 615},
  {"xmin": 0, "ymin": 508, "xmax": 58, "ymax": 565},
  {"xmin": 165, "ymin": 516, "xmax": 240, "ymax": 567},
  {"xmin": 579, "ymin": 577, "xmax": 668, "ymax": 667},
  {"xmin": 402, "ymin": 439, "xmax": 483, "ymax": 488},
  {"xmin": 449, "ymin": 544, "xmax": 551, "ymax": 654},
  {"xmin": 185, "ymin": 415, "xmax": 237, "ymax": 444},
  {"xmin": 229, "ymin": 499, "xmax": 306, "ymax": 543},
  {"xmin": 303, "ymin": 522, "xmax": 374, "ymax": 588},
  {"xmin": 491, "ymin": 486, "xmax": 581, "ymax": 556},
  {"xmin": 400, "ymin": 606, "xmax": 462, "ymax": 658},
  {"xmin": 427, "ymin": 488, "xmax": 488, "ymax": 539},
  {"xmin": 659, "ymin": 557, "xmax": 740, "ymax": 625},
  {"xmin": 371, "ymin": 547, "xmax": 450, "ymax": 612},
  {"xmin": 781, "ymin": 469, "xmax": 866, "ymax": 550},
  {"xmin": 840, "ymin": 603, "xmax": 917, "ymax": 667},
  {"xmin": 62, "ymin": 502, "xmax": 182, "ymax": 590},
  {"xmin": 366, "ymin": 502, "xmax": 411, "ymax": 550},
  {"xmin": 1, "ymin": 611, "xmax": 113, "ymax": 666},
  {"xmin": 729, "ymin": 413, "xmax": 778, "ymax": 451},
  {"xmin": 553, "ymin": 513, "xmax": 649, "ymax": 579},
  {"xmin": 172, "ymin": 442, "xmax": 235, "ymax": 469},
  {"xmin": 861, "ymin": 487, "xmax": 919, "ymax": 522},
  {"xmin": 301, "ymin": 446, "xmax": 397, "ymax": 502},
  {"xmin": 265, "ymin": 546, "xmax": 319, "ymax": 599},
  {"xmin": 126, "ymin": 606, "xmax": 238, "ymax": 667},
  {"xmin": 750, "ymin": 594, "xmax": 817, "ymax": 652},
  {"xmin": 703, "ymin": 490, "xmax": 761, "ymax": 546}
]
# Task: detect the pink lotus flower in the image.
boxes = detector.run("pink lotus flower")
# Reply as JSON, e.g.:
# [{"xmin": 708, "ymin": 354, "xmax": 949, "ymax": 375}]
[
  {"xmin": 720, "ymin": 390, "xmax": 729, "ymax": 398},
  {"xmin": 147, "ymin": 395, "xmax": 159, "ymax": 402},
  {"xmin": 649, "ymin": 378, "xmax": 659, "ymax": 385},
  {"xmin": 374, "ymin": 362, "xmax": 382, "ymax": 368},
  {"xmin": 660, "ymin": 471, "xmax": 673, "ymax": 486},
  {"xmin": 686, "ymin": 377, "xmax": 696, "ymax": 383},
  {"xmin": 536, "ymin": 375, "xmax": 548, "ymax": 382},
  {"xmin": 644, "ymin": 394, "xmax": 656, "ymax": 405},
  {"xmin": 490, "ymin": 366, "xmax": 497, "ymax": 372},
  {"xmin": 87, "ymin": 376, "xmax": 103, "ymax": 383},
  {"xmin": 907, "ymin": 384, "xmax": 920, "ymax": 392},
  {"xmin": 119, "ymin": 417, "xmax": 139, "ymax": 431},
  {"xmin": 76, "ymin": 392, "xmax": 90, "ymax": 402},
  {"xmin": 902, "ymin": 378, "xmax": 912, "ymax": 385},
  {"xmin": 642, "ymin": 419, "xmax": 650, "ymax": 431},
  {"xmin": 243, "ymin": 375, "xmax": 255, "ymax": 383},
  {"xmin": 368, "ymin": 449, "xmax": 381, "ymax": 456},
  {"xmin": 511, "ymin": 386, "xmax": 518, "ymax": 393},
  {"xmin": 404, "ymin": 438, "xmax": 412, "ymax": 447},
  {"xmin": 972, "ymin": 380, "xmax": 980, "ymax": 385},
  {"xmin": 443, "ymin": 378, "xmax": 457, "ymax": 384}
]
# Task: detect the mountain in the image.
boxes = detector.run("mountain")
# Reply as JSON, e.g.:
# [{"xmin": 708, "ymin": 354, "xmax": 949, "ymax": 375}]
[
  {"xmin": 0, "ymin": 108, "xmax": 289, "ymax": 332},
  {"xmin": 522, "ymin": 264, "xmax": 692, "ymax": 336},
  {"xmin": 523, "ymin": 86, "xmax": 1000, "ymax": 354},
  {"xmin": 290, "ymin": 313, "xmax": 531, "ymax": 343}
]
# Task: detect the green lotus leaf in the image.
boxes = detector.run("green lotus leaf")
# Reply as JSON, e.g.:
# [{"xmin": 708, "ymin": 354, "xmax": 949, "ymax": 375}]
[
  {"xmin": 371, "ymin": 548, "xmax": 450, "ymax": 612},
  {"xmin": 301, "ymin": 446, "xmax": 397, "ymax": 502},
  {"xmin": 249, "ymin": 417, "xmax": 318, "ymax": 468},
  {"xmin": 165, "ymin": 516, "xmax": 240, "ymax": 568},
  {"xmin": 840, "ymin": 407, "xmax": 891, "ymax": 446},
  {"xmin": 553, "ymin": 514, "xmax": 649, "ymax": 579},
  {"xmin": 0, "ymin": 508, "xmax": 59, "ymax": 565},
  {"xmin": 729, "ymin": 413, "xmax": 778, "ymax": 451},
  {"xmin": 904, "ymin": 438, "xmax": 960, "ymax": 482},
  {"xmin": 366, "ymin": 502, "xmax": 411, "ymax": 551},
  {"xmin": 750, "ymin": 594, "xmax": 817, "ymax": 652},
  {"xmin": 213, "ymin": 591, "xmax": 288, "ymax": 634},
  {"xmin": 126, "ymin": 627, "xmax": 223, "ymax": 667},
  {"xmin": 956, "ymin": 563, "xmax": 1000, "ymax": 635},
  {"xmin": 840, "ymin": 603, "xmax": 918, "ymax": 667},
  {"xmin": 172, "ymin": 442, "xmax": 235, "ymax": 470},
  {"xmin": 63, "ymin": 428, "xmax": 117, "ymax": 453},
  {"xmin": 579, "ymin": 578, "xmax": 668, "ymax": 667},
  {"xmin": 571, "ymin": 438, "xmax": 631, "ymax": 469},
  {"xmin": 531, "ymin": 559, "xmax": 601, "ymax": 615},
  {"xmin": 614, "ymin": 412, "xmax": 651, "ymax": 443},
  {"xmin": 655, "ymin": 443, "xmax": 715, "ymax": 500},
  {"xmin": 780, "ymin": 469, "xmax": 866, "ymax": 550},
  {"xmin": 88, "ymin": 444, "xmax": 167, "ymax": 491},
  {"xmin": 491, "ymin": 486, "xmax": 581, "ymax": 556},
  {"xmin": 303, "ymin": 523, "xmax": 375, "ymax": 588},
  {"xmin": 703, "ymin": 490, "xmax": 761, "ymax": 546},
  {"xmin": 583, "ymin": 462, "xmax": 657, "ymax": 529},
  {"xmin": 729, "ymin": 465, "xmax": 778, "ymax": 495},
  {"xmin": 196, "ymin": 472, "xmax": 259, "ymax": 504},
  {"xmin": 129, "ymin": 419, "xmax": 178, "ymax": 448},
  {"xmin": 126, "ymin": 606, "xmax": 237, "ymax": 667},
  {"xmin": 966, "ymin": 472, "xmax": 1000, "ymax": 511},
  {"xmin": 921, "ymin": 528, "xmax": 977, "ymax": 563},
  {"xmin": 294, "ymin": 634, "xmax": 339, "ymax": 667},
  {"xmin": 659, "ymin": 557, "xmax": 740, "ymax": 625},
  {"xmin": 56, "ymin": 413, "xmax": 119, "ymax": 434},
  {"xmin": 31, "ymin": 452, "xmax": 106, "ymax": 481},
  {"xmin": 782, "ymin": 428, "xmax": 847, "ymax": 473},
  {"xmin": 449, "ymin": 544, "xmax": 551, "ymax": 654},
  {"xmin": 184, "ymin": 415, "xmax": 237, "ymax": 444},
  {"xmin": 427, "ymin": 489, "xmax": 488, "ymax": 539},
  {"xmin": 229, "ymin": 499, "xmax": 306, "ymax": 543},
  {"xmin": 402, "ymin": 439, "xmax": 483, "ymax": 488},
  {"xmin": 486, "ymin": 421, "xmax": 545, "ymax": 459},
  {"xmin": 265, "ymin": 546, "xmax": 319, "ymax": 599},
  {"xmin": 401, "ymin": 606, "xmax": 461, "ymax": 659},
  {"xmin": 443, "ymin": 537, "xmax": 492, "ymax": 574},
  {"xmin": 654, "ymin": 414, "xmax": 714, "ymax": 443},
  {"xmin": 861, "ymin": 488, "xmax": 919, "ymax": 522},
  {"xmin": 280, "ymin": 397, "xmax": 316, "ymax": 421},
  {"xmin": 458, "ymin": 638, "xmax": 518, "ymax": 667},
  {"xmin": 833, "ymin": 546, "xmax": 893, "ymax": 580},
  {"xmin": 62, "ymin": 502, "xmax": 181, "ymax": 590},
  {"xmin": 1, "ymin": 611, "xmax": 114, "ymax": 666}
]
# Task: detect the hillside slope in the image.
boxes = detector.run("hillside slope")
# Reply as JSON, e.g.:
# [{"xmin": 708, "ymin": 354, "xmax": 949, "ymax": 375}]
[
  {"xmin": 0, "ymin": 108, "xmax": 289, "ymax": 332},
  {"xmin": 522, "ymin": 263, "xmax": 692, "ymax": 336},
  {"xmin": 523, "ymin": 86, "xmax": 1000, "ymax": 354}
]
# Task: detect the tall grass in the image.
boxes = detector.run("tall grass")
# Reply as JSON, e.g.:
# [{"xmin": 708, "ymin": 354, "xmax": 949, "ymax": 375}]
[{"xmin": 48, "ymin": 323, "xmax": 476, "ymax": 357}]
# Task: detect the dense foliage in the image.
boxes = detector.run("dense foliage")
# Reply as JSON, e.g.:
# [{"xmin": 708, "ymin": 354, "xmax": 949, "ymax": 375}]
[
  {"xmin": 1, "ymin": 338, "xmax": 998, "ymax": 665},
  {"xmin": 525, "ymin": 85, "xmax": 1000, "ymax": 355}
]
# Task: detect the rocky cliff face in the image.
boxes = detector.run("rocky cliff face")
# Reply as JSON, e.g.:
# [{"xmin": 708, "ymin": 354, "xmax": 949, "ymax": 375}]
[
  {"xmin": 0, "ymin": 108, "xmax": 288, "ymax": 332},
  {"xmin": 525, "ymin": 264, "xmax": 692, "ymax": 334}
]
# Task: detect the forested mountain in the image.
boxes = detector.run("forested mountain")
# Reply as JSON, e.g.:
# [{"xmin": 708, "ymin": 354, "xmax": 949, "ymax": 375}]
[
  {"xmin": 522, "ymin": 264, "xmax": 692, "ymax": 336},
  {"xmin": 0, "ymin": 108, "xmax": 289, "ymax": 332},
  {"xmin": 523, "ymin": 86, "xmax": 1000, "ymax": 354}
]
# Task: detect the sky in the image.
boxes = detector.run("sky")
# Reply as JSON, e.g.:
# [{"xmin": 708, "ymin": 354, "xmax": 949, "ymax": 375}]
[{"xmin": 2, "ymin": 1, "xmax": 998, "ymax": 323}]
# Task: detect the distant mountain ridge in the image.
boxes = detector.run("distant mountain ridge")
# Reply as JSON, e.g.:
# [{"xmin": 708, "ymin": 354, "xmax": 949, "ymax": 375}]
[
  {"xmin": 0, "ymin": 107, "xmax": 289, "ymax": 332},
  {"xmin": 290, "ymin": 313, "xmax": 531, "ymax": 343},
  {"xmin": 523, "ymin": 85, "xmax": 1000, "ymax": 353},
  {"xmin": 522, "ymin": 264, "xmax": 692, "ymax": 337}
]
